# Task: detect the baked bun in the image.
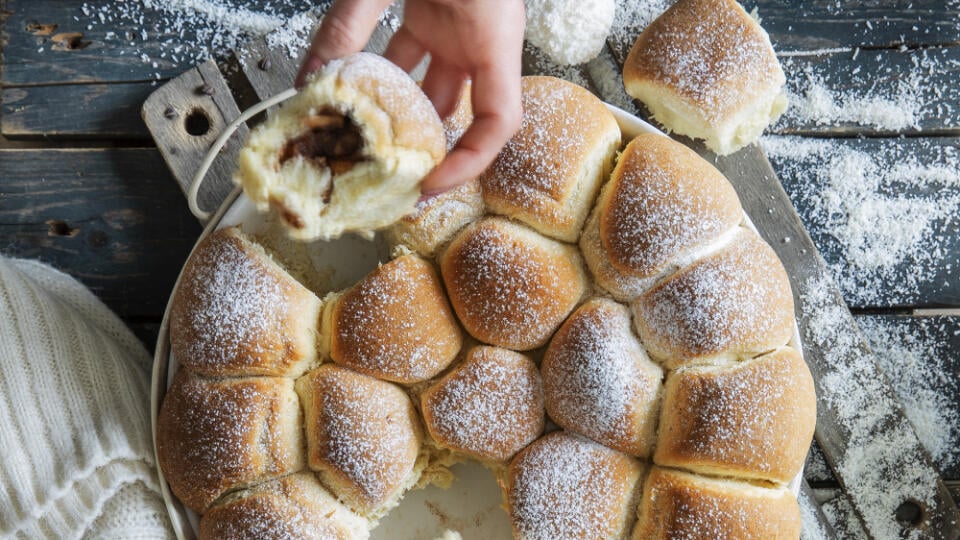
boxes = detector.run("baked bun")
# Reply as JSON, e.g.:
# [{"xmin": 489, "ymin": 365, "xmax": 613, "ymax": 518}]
[
  {"xmin": 633, "ymin": 467, "xmax": 802, "ymax": 539},
  {"xmin": 655, "ymin": 347, "xmax": 816, "ymax": 484},
  {"xmin": 156, "ymin": 372, "xmax": 304, "ymax": 513},
  {"xmin": 481, "ymin": 76, "xmax": 620, "ymax": 242},
  {"xmin": 541, "ymin": 298, "xmax": 663, "ymax": 457},
  {"xmin": 631, "ymin": 228, "xmax": 794, "ymax": 369},
  {"xmin": 506, "ymin": 431, "xmax": 644, "ymax": 539},
  {"xmin": 386, "ymin": 84, "xmax": 485, "ymax": 258},
  {"xmin": 386, "ymin": 179, "xmax": 485, "ymax": 258},
  {"xmin": 623, "ymin": 0, "xmax": 787, "ymax": 156},
  {"xmin": 421, "ymin": 345, "xmax": 545, "ymax": 462},
  {"xmin": 199, "ymin": 473, "xmax": 369, "ymax": 540},
  {"xmin": 236, "ymin": 52, "xmax": 446, "ymax": 240},
  {"xmin": 440, "ymin": 217, "xmax": 589, "ymax": 350},
  {"xmin": 170, "ymin": 227, "xmax": 321, "ymax": 378},
  {"xmin": 580, "ymin": 134, "xmax": 743, "ymax": 301},
  {"xmin": 295, "ymin": 364, "xmax": 423, "ymax": 518},
  {"xmin": 324, "ymin": 253, "xmax": 462, "ymax": 383}
]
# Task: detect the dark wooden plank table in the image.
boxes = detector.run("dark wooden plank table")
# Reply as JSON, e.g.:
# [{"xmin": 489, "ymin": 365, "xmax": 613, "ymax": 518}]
[{"xmin": 2, "ymin": 1, "xmax": 958, "ymax": 538}]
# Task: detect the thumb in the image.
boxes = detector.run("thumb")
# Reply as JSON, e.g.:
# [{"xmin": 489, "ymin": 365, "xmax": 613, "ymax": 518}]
[{"xmin": 295, "ymin": 0, "xmax": 395, "ymax": 87}]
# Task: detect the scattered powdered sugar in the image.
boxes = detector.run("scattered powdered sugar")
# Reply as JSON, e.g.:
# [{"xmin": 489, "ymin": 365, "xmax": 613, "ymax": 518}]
[
  {"xmin": 524, "ymin": 0, "xmax": 615, "ymax": 65},
  {"xmin": 509, "ymin": 432, "xmax": 639, "ymax": 539},
  {"xmin": 798, "ymin": 490, "xmax": 831, "ymax": 540},
  {"xmin": 776, "ymin": 48, "xmax": 960, "ymax": 132},
  {"xmin": 423, "ymin": 347, "xmax": 544, "ymax": 461},
  {"xmin": 607, "ymin": 0, "xmax": 672, "ymax": 61},
  {"xmin": 762, "ymin": 135, "xmax": 960, "ymax": 306},
  {"xmin": 522, "ymin": 42, "xmax": 592, "ymax": 89},
  {"xmin": 541, "ymin": 299, "xmax": 662, "ymax": 455},
  {"xmin": 75, "ymin": 0, "xmax": 320, "ymax": 69},
  {"xmin": 800, "ymin": 273, "xmax": 944, "ymax": 539},
  {"xmin": 586, "ymin": 49, "xmax": 640, "ymax": 114},
  {"xmin": 857, "ymin": 316, "xmax": 960, "ymax": 473},
  {"xmin": 264, "ymin": 11, "xmax": 315, "ymax": 59}
]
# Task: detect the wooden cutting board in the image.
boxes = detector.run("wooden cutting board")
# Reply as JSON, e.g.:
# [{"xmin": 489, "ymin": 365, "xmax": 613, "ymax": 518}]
[{"xmin": 141, "ymin": 11, "xmax": 958, "ymax": 539}]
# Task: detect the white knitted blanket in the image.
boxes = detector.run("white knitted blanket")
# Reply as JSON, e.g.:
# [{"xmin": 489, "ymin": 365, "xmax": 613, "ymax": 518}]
[{"xmin": 0, "ymin": 257, "xmax": 174, "ymax": 539}]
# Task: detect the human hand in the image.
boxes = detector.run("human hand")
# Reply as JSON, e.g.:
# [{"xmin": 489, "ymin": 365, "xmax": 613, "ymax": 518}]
[{"xmin": 296, "ymin": 0, "xmax": 525, "ymax": 196}]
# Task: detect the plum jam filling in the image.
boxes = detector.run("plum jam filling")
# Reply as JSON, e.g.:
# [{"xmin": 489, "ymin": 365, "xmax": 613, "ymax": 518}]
[{"xmin": 278, "ymin": 110, "xmax": 366, "ymax": 203}]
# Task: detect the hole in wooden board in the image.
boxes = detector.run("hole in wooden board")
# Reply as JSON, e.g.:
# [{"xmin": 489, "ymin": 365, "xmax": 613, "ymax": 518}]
[
  {"xmin": 51, "ymin": 32, "xmax": 91, "ymax": 50},
  {"xmin": 46, "ymin": 219, "xmax": 79, "ymax": 237},
  {"xmin": 895, "ymin": 499, "xmax": 925, "ymax": 528},
  {"xmin": 184, "ymin": 109, "xmax": 211, "ymax": 137}
]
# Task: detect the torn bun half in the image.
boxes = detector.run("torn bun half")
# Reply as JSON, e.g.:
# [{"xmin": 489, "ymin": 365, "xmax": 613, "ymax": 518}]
[{"xmin": 236, "ymin": 52, "xmax": 446, "ymax": 240}]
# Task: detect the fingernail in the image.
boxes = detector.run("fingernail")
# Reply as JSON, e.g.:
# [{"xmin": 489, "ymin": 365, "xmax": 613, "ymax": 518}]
[{"xmin": 418, "ymin": 190, "xmax": 443, "ymax": 203}]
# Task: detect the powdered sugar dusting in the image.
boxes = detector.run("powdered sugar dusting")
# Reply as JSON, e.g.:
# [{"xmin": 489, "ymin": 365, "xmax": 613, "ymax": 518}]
[
  {"xmin": 542, "ymin": 299, "xmax": 662, "ymax": 456},
  {"xmin": 762, "ymin": 135, "xmax": 960, "ymax": 306},
  {"xmin": 171, "ymin": 229, "xmax": 311, "ymax": 376},
  {"xmin": 800, "ymin": 273, "xmax": 943, "ymax": 539},
  {"xmin": 303, "ymin": 365, "xmax": 420, "ymax": 511},
  {"xmin": 509, "ymin": 432, "xmax": 640, "ymax": 539},
  {"xmin": 602, "ymin": 136, "xmax": 741, "ymax": 276},
  {"xmin": 423, "ymin": 347, "xmax": 544, "ymax": 462},
  {"xmin": 607, "ymin": 0, "xmax": 672, "ymax": 61},
  {"xmin": 442, "ymin": 219, "xmax": 585, "ymax": 350},
  {"xmin": 626, "ymin": 0, "xmax": 782, "ymax": 124},
  {"xmin": 633, "ymin": 230, "xmax": 793, "ymax": 364},
  {"xmin": 858, "ymin": 316, "xmax": 960, "ymax": 472},
  {"xmin": 333, "ymin": 255, "xmax": 460, "ymax": 383}
]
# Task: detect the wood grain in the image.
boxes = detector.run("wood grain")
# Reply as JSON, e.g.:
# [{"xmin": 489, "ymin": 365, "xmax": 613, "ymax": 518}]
[
  {"xmin": 0, "ymin": 148, "xmax": 201, "ymax": 317},
  {"xmin": 0, "ymin": 0, "xmax": 324, "ymax": 85},
  {"xmin": 2, "ymin": 81, "xmax": 156, "ymax": 139},
  {"xmin": 141, "ymin": 60, "xmax": 244, "ymax": 218},
  {"xmin": 772, "ymin": 46, "xmax": 960, "ymax": 136}
]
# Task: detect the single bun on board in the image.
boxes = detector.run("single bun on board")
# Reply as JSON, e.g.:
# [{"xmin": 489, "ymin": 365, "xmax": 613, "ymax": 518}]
[
  {"xmin": 236, "ymin": 52, "xmax": 446, "ymax": 240},
  {"xmin": 623, "ymin": 0, "xmax": 787, "ymax": 155}
]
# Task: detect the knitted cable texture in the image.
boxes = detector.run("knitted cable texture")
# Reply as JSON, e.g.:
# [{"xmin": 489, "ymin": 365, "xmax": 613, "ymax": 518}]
[{"xmin": 0, "ymin": 257, "xmax": 173, "ymax": 539}]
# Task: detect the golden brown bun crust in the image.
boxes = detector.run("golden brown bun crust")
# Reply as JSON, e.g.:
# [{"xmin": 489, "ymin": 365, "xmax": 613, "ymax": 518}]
[
  {"xmin": 330, "ymin": 253, "xmax": 462, "ymax": 383},
  {"xmin": 386, "ymin": 178, "xmax": 486, "ymax": 258},
  {"xmin": 199, "ymin": 474, "xmax": 367, "ymax": 540},
  {"xmin": 654, "ymin": 347, "xmax": 816, "ymax": 484},
  {"xmin": 421, "ymin": 346, "xmax": 545, "ymax": 462},
  {"xmin": 295, "ymin": 364, "xmax": 422, "ymax": 515},
  {"xmin": 170, "ymin": 227, "xmax": 321, "ymax": 378},
  {"xmin": 633, "ymin": 467, "xmax": 802, "ymax": 539},
  {"xmin": 156, "ymin": 372, "xmax": 304, "ymax": 513},
  {"xmin": 507, "ymin": 431, "xmax": 644, "ymax": 539},
  {"xmin": 542, "ymin": 298, "xmax": 663, "ymax": 457},
  {"xmin": 338, "ymin": 52, "xmax": 445, "ymax": 164},
  {"xmin": 481, "ymin": 76, "xmax": 620, "ymax": 242},
  {"xmin": 631, "ymin": 229, "xmax": 794, "ymax": 368},
  {"xmin": 440, "ymin": 217, "xmax": 589, "ymax": 350},
  {"xmin": 600, "ymin": 134, "xmax": 742, "ymax": 277},
  {"xmin": 623, "ymin": 0, "xmax": 784, "ymax": 127}
]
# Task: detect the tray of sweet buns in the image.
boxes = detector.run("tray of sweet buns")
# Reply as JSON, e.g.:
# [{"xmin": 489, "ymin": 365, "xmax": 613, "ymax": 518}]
[{"xmin": 150, "ymin": 1, "xmax": 819, "ymax": 538}]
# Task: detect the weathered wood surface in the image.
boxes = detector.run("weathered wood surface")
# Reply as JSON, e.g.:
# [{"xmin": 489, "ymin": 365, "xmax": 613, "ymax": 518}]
[
  {"xmin": 142, "ymin": 60, "xmax": 245, "ymax": 216},
  {"xmin": 0, "ymin": 0, "xmax": 324, "ymax": 85},
  {"xmin": 769, "ymin": 136, "xmax": 960, "ymax": 310},
  {"xmin": 0, "ymin": 148, "xmax": 201, "ymax": 317},
  {"xmin": 2, "ymin": 81, "xmax": 156, "ymax": 139},
  {"xmin": 772, "ymin": 46, "xmax": 960, "ymax": 136}
]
